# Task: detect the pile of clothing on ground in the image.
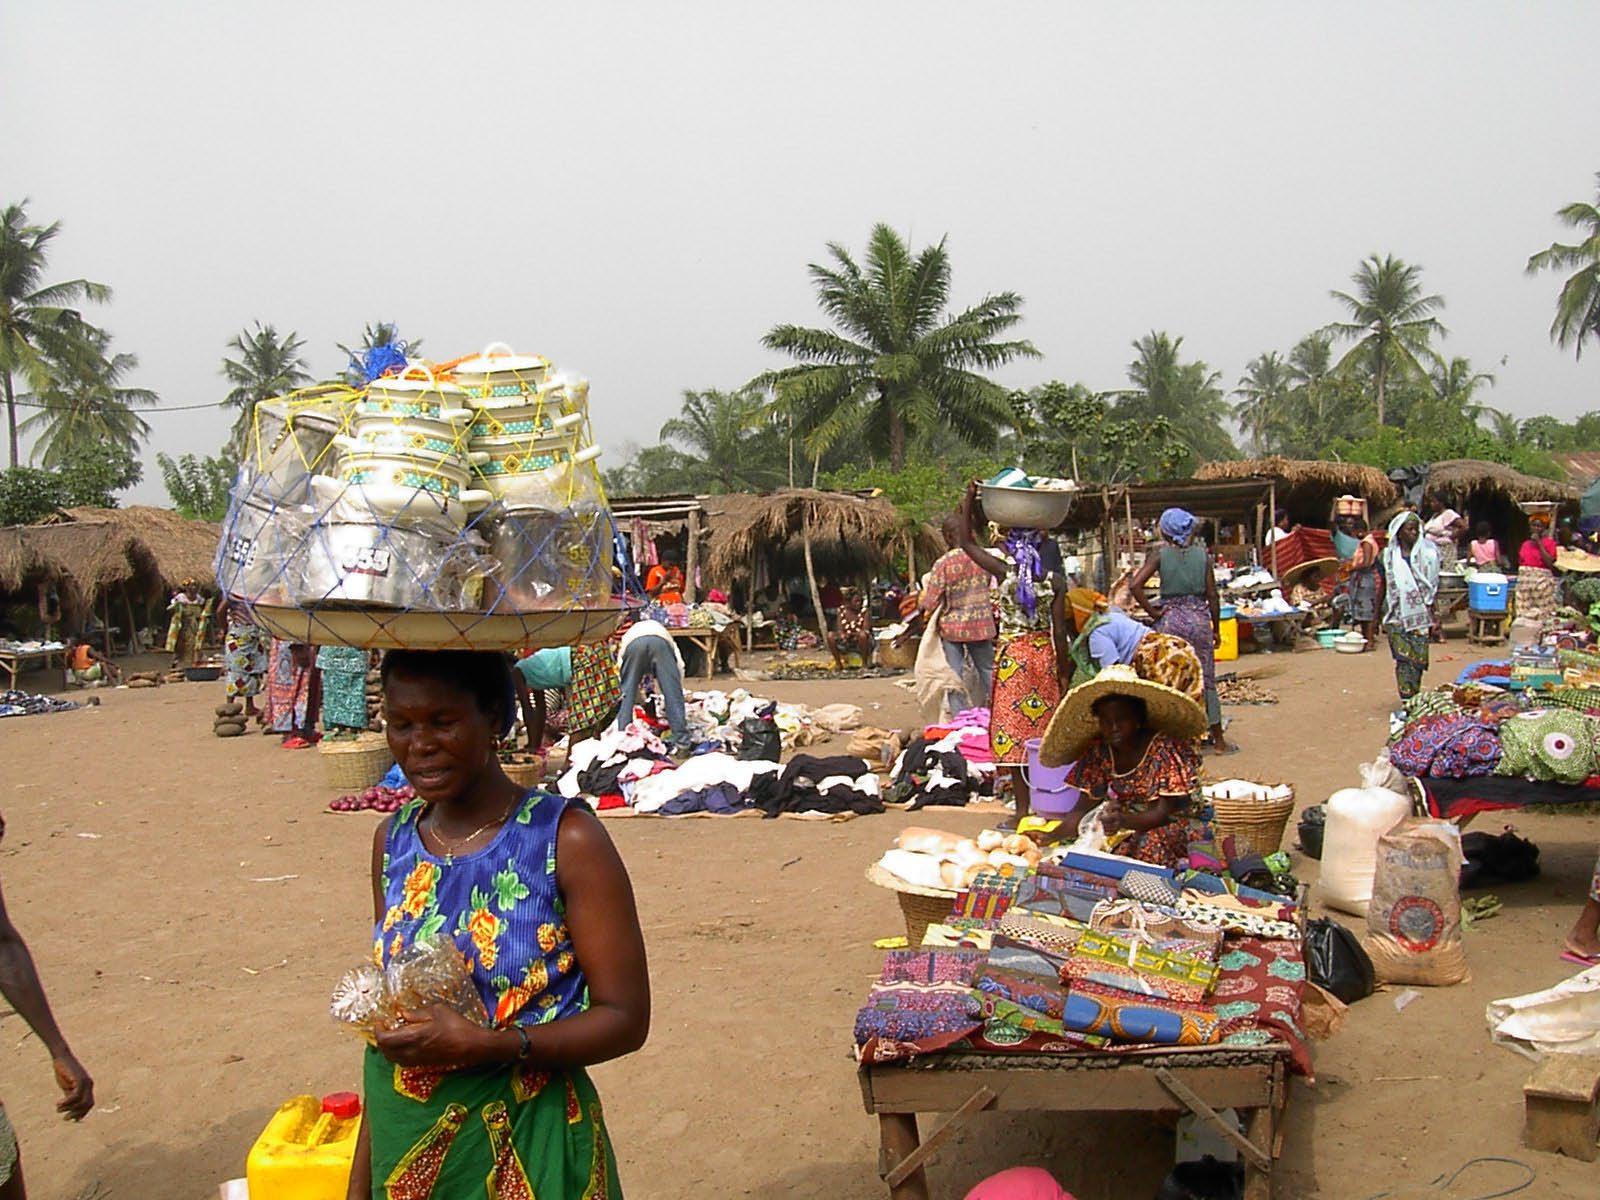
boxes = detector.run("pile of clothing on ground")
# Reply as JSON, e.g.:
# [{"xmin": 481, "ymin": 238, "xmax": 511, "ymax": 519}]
[
  {"xmin": 886, "ymin": 707, "xmax": 997, "ymax": 809},
  {"xmin": 857, "ymin": 826, "xmax": 1315, "ymax": 1076},
  {"xmin": 0, "ymin": 690, "xmax": 79, "ymax": 719}
]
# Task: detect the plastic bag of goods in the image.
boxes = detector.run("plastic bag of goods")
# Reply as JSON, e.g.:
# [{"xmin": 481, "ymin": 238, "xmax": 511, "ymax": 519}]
[
  {"xmin": 1319, "ymin": 759, "xmax": 1412, "ymax": 916},
  {"xmin": 1487, "ymin": 964, "xmax": 1600, "ymax": 1059},
  {"xmin": 1363, "ymin": 818, "xmax": 1468, "ymax": 986}
]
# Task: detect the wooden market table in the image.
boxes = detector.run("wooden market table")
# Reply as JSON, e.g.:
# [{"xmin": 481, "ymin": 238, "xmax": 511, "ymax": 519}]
[
  {"xmin": 0, "ymin": 647, "xmax": 66, "ymax": 691},
  {"xmin": 859, "ymin": 1045, "xmax": 1292, "ymax": 1200},
  {"xmin": 667, "ymin": 626, "xmax": 742, "ymax": 679}
]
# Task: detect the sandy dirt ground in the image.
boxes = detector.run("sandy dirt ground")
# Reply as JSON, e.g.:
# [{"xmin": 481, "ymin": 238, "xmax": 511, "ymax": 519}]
[{"xmin": 2, "ymin": 640, "xmax": 1598, "ymax": 1199}]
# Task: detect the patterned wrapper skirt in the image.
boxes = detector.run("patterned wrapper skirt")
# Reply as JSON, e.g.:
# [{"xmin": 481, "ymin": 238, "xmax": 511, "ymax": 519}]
[
  {"xmin": 990, "ymin": 630, "xmax": 1060, "ymax": 764},
  {"xmin": 1387, "ymin": 628, "xmax": 1430, "ymax": 699},
  {"xmin": 1157, "ymin": 594, "xmax": 1222, "ymax": 727},
  {"xmin": 1515, "ymin": 566, "xmax": 1559, "ymax": 623},
  {"xmin": 1131, "ymin": 631, "xmax": 1204, "ymax": 707},
  {"xmin": 1345, "ymin": 567, "xmax": 1380, "ymax": 624},
  {"xmin": 566, "ymin": 642, "xmax": 622, "ymax": 737},
  {"xmin": 223, "ymin": 620, "xmax": 269, "ymax": 698}
]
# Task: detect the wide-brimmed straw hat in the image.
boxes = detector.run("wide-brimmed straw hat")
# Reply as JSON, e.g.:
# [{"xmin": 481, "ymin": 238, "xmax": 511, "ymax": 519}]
[
  {"xmin": 1038, "ymin": 664, "xmax": 1208, "ymax": 767},
  {"xmin": 1280, "ymin": 556, "xmax": 1339, "ymax": 588}
]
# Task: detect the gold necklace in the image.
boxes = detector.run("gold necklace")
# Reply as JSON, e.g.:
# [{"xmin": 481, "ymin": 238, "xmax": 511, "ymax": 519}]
[{"xmin": 426, "ymin": 800, "xmax": 514, "ymax": 865}]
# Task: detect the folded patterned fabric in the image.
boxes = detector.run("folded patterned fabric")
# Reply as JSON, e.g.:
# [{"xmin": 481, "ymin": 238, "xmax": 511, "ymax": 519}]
[
  {"xmin": 975, "ymin": 992, "xmax": 1066, "ymax": 1039},
  {"xmin": 1061, "ymin": 929, "xmax": 1220, "ymax": 1003},
  {"xmin": 1119, "ymin": 869, "xmax": 1182, "ymax": 907},
  {"xmin": 1011, "ymin": 868, "xmax": 1119, "ymax": 922},
  {"xmin": 1061, "ymin": 980, "xmax": 1224, "ymax": 1046},
  {"xmin": 1390, "ymin": 712, "xmax": 1501, "ymax": 779},
  {"xmin": 920, "ymin": 922, "xmax": 996, "ymax": 950},
  {"xmin": 1174, "ymin": 896, "xmax": 1299, "ymax": 941},
  {"xmin": 955, "ymin": 870, "xmax": 1025, "ymax": 921},
  {"xmin": 1210, "ymin": 936, "xmax": 1313, "ymax": 1078},
  {"xmin": 1496, "ymin": 709, "xmax": 1599, "ymax": 784},
  {"xmin": 854, "ymin": 980, "xmax": 983, "ymax": 1045},
  {"xmin": 995, "ymin": 912, "xmax": 1084, "ymax": 956},
  {"xmin": 1089, "ymin": 898, "xmax": 1225, "ymax": 951},
  {"xmin": 974, "ymin": 935, "xmax": 1070, "ymax": 1020},
  {"xmin": 880, "ymin": 949, "xmax": 985, "ymax": 985}
]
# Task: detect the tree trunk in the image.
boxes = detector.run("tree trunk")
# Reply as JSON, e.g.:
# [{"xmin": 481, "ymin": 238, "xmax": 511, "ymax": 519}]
[
  {"xmin": 811, "ymin": 449, "xmax": 821, "ymax": 488},
  {"xmin": 1374, "ymin": 346, "xmax": 1387, "ymax": 428},
  {"xmin": 802, "ymin": 510, "xmax": 828, "ymax": 647},
  {"xmin": 4, "ymin": 371, "xmax": 17, "ymax": 468},
  {"xmin": 889, "ymin": 408, "xmax": 906, "ymax": 472}
]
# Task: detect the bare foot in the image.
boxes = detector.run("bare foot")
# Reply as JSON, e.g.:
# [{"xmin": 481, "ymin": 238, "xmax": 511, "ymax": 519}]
[{"xmin": 1563, "ymin": 931, "xmax": 1600, "ymax": 961}]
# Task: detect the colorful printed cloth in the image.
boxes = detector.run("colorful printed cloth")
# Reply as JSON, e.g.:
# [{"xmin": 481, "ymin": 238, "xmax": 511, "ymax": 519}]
[
  {"xmin": 922, "ymin": 550, "xmax": 998, "ymax": 643},
  {"xmin": 368, "ymin": 790, "xmax": 616, "ymax": 1197},
  {"xmin": 1131, "ymin": 631, "xmax": 1204, "ymax": 706},
  {"xmin": 566, "ymin": 640, "xmax": 622, "ymax": 736},
  {"xmin": 855, "ymin": 950, "xmax": 986, "ymax": 1060},
  {"xmin": 1157, "ymin": 593, "xmax": 1221, "ymax": 727},
  {"xmin": 1061, "ymin": 929, "xmax": 1219, "ymax": 1003},
  {"xmin": 1210, "ymin": 936, "xmax": 1313, "ymax": 1078},
  {"xmin": 954, "ymin": 870, "xmax": 1025, "ymax": 921},
  {"xmin": 262, "ymin": 639, "xmax": 316, "ymax": 733},
  {"xmin": 1404, "ymin": 691, "xmax": 1462, "ymax": 722},
  {"xmin": 1067, "ymin": 733, "xmax": 1203, "ymax": 868},
  {"xmin": 1344, "ymin": 562, "xmax": 1381, "ymax": 623},
  {"xmin": 989, "ymin": 630, "xmax": 1060, "ymax": 764},
  {"xmin": 974, "ymin": 936, "xmax": 1071, "ymax": 1021},
  {"xmin": 1173, "ymin": 897, "xmax": 1299, "ymax": 941},
  {"xmin": 1496, "ymin": 709, "xmax": 1599, "ymax": 784},
  {"xmin": 1061, "ymin": 979, "xmax": 1223, "ymax": 1047},
  {"xmin": 1515, "ymin": 566, "xmax": 1559, "ymax": 624},
  {"xmin": 1389, "ymin": 712, "xmax": 1501, "ymax": 779},
  {"xmin": 1087, "ymin": 899, "xmax": 1224, "ymax": 952},
  {"xmin": 996, "ymin": 559, "xmax": 1057, "ymax": 640},
  {"xmin": 1387, "ymin": 629, "xmax": 1430, "ymax": 700},
  {"xmin": 1010, "ymin": 866, "xmax": 1120, "ymax": 923},
  {"xmin": 223, "ymin": 618, "xmax": 268, "ymax": 699},
  {"xmin": 994, "ymin": 912, "xmax": 1084, "ymax": 957},
  {"xmin": 316, "ymin": 644, "xmax": 368, "ymax": 731}
]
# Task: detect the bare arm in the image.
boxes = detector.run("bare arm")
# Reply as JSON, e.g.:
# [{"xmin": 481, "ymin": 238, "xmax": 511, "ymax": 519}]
[
  {"xmin": 0, "ymin": 874, "xmax": 93, "ymax": 1120},
  {"xmin": 959, "ymin": 483, "xmax": 1010, "ymax": 580},
  {"xmin": 1128, "ymin": 549, "xmax": 1163, "ymax": 621},
  {"xmin": 346, "ymin": 818, "xmax": 394, "ymax": 1198},
  {"xmin": 1050, "ymin": 579, "xmax": 1072, "ymax": 687},
  {"xmin": 1205, "ymin": 551, "xmax": 1221, "ymax": 631}
]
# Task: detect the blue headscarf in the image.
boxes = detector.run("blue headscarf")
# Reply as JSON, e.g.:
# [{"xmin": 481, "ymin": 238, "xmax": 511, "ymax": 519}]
[{"xmin": 1159, "ymin": 507, "xmax": 1197, "ymax": 547}]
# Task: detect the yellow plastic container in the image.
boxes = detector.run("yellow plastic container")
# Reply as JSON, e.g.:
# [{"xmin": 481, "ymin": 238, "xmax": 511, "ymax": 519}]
[
  {"xmin": 247, "ymin": 1093, "xmax": 363, "ymax": 1200},
  {"xmin": 1216, "ymin": 616, "xmax": 1239, "ymax": 662}
]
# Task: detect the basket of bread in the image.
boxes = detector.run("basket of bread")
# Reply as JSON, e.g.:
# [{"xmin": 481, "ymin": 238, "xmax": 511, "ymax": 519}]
[{"xmin": 867, "ymin": 826, "xmax": 1043, "ymax": 944}]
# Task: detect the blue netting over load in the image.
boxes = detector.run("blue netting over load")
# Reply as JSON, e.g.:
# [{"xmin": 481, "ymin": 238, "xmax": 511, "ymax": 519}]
[{"xmin": 214, "ymin": 346, "xmax": 628, "ymax": 650}]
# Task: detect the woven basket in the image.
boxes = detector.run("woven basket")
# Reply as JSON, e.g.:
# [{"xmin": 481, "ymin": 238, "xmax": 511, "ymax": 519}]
[
  {"xmin": 319, "ymin": 732, "xmax": 394, "ymax": 792},
  {"xmin": 1207, "ymin": 786, "xmax": 1295, "ymax": 858},
  {"xmin": 876, "ymin": 636, "xmax": 917, "ymax": 671},
  {"xmin": 866, "ymin": 863, "xmax": 958, "ymax": 945},
  {"xmin": 501, "ymin": 756, "xmax": 546, "ymax": 789}
]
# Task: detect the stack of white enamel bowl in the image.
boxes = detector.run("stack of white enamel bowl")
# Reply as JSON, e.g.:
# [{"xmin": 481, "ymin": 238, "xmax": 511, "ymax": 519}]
[
  {"xmin": 451, "ymin": 344, "xmax": 611, "ymax": 611},
  {"xmin": 297, "ymin": 369, "xmax": 487, "ymax": 609}
]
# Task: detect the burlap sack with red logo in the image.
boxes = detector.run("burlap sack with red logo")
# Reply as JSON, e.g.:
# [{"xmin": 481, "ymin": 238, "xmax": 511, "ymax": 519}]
[{"xmin": 1363, "ymin": 818, "xmax": 1469, "ymax": 986}]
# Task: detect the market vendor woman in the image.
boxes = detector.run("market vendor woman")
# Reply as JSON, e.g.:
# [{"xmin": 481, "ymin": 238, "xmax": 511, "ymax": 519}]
[
  {"xmin": 1064, "ymin": 588, "xmax": 1204, "ymax": 707},
  {"xmin": 1037, "ymin": 665, "xmax": 1210, "ymax": 868},
  {"xmin": 348, "ymin": 650, "xmax": 649, "ymax": 1198}
]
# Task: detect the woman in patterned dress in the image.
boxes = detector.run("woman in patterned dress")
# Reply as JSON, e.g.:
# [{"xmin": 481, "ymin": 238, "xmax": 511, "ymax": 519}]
[
  {"xmin": 347, "ymin": 650, "xmax": 649, "ymax": 1199},
  {"xmin": 219, "ymin": 596, "xmax": 269, "ymax": 721},
  {"xmin": 957, "ymin": 483, "xmax": 1070, "ymax": 826}
]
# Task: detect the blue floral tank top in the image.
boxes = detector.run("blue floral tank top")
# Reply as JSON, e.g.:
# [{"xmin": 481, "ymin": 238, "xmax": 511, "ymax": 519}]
[{"xmin": 375, "ymin": 790, "xmax": 589, "ymax": 1029}]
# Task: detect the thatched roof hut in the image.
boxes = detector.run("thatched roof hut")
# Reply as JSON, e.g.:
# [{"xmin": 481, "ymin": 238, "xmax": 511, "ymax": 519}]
[
  {"xmin": 1422, "ymin": 460, "xmax": 1576, "ymax": 505},
  {"xmin": 1195, "ymin": 458, "xmax": 1398, "ymax": 523}
]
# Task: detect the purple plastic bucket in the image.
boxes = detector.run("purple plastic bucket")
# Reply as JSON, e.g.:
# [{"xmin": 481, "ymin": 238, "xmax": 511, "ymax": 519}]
[{"xmin": 1022, "ymin": 738, "xmax": 1079, "ymax": 816}]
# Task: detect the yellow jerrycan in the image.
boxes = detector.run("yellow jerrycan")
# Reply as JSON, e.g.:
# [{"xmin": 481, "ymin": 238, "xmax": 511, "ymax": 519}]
[{"xmin": 246, "ymin": 1092, "xmax": 362, "ymax": 1199}]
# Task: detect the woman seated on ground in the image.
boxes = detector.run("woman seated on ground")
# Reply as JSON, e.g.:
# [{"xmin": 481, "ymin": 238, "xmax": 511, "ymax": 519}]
[
  {"xmin": 350, "ymin": 650, "xmax": 649, "ymax": 1197},
  {"xmin": 827, "ymin": 587, "xmax": 874, "ymax": 669},
  {"xmin": 1063, "ymin": 588, "xmax": 1205, "ymax": 708},
  {"xmin": 64, "ymin": 635, "xmax": 119, "ymax": 687},
  {"xmin": 1038, "ymin": 666, "xmax": 1210, "ymax": 869}
]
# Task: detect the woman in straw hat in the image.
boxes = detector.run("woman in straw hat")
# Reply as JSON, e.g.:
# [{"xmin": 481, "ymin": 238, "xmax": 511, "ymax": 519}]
[
  {"xmin": 1063, "ymin": 588, "xmax": 1204, "ymax": 706},
  {"xmin": 958, "ymin": 483, "xmax": 1071, "ymax": 826},
  {"xmin": 1038, "ymin": 665, "xmax": 1210, "ymax": 869}
]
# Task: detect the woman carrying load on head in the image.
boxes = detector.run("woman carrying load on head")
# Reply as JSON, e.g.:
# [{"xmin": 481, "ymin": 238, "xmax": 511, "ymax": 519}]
[
  {"xmin": 346, "ymin": 650, "xmax": 649, "ymax": 1199},
  {"xmin": 957, "ymin": 482, "xmax": 1071, "ymax": 827},
  {"xmin": 1334, "ymin": 513, "xmax": 1381, "ymax": 649},
  {"xmin": 1381, "ymin": 510, "xmax": 1440, "ymax": 701},
  {"xmin": 1515, "ymin": 512, "xmax": 1561, "ymax": 623},
  {"xmin": 1128, "ymin": 508, "xmax": 1233, "ymax": 754},
  {"xmin": 1062, "ymin": 588, "xmax": 1205, "ymax": 707}
]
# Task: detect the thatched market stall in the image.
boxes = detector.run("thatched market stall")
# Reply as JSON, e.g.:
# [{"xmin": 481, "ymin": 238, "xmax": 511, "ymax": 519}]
[
  {"xmin": 1195, "ymin": 457, "xmax": 1398, "ymax": 526},
  {"xmin": 1421, "ymin": 460, "xmax": 1577, "ymax": 551}
]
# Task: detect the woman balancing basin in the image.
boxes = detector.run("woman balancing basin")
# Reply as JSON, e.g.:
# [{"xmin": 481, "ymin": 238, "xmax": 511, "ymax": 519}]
[{"xmin": 348, "ymin": 650, "xmax": 649, "ymax": 1197}]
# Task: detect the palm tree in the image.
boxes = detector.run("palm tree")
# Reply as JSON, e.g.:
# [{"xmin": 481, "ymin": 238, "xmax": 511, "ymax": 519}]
[
  {"xmin": 1428, "ymin": 355, "xmax": 1496, "ymax": 417},
  {"xmin": 1328, "ymin": 254, "xmax": 1446, "ymax": 427},
  {"xmin": 1116, "ymin": 332, "xmax": 1235, "ymax": 464},
  {"xmin": 1527, "ymin": 173, "xmax": 1600, "ymax": 360},
  {"xmin": 1233, "ymin": 351, "xmax": 1294, "ymax": 453},
  {"xmin": 222, "ymin": 323, "xmax": 311, "ymax": 451},
  {"xmin": 659, "ymin": 386, "xmax": 787, "ymax": 493},
  {"xmin": 757, "ymin": 224, "xmax": 1039, "ymax": 471},
  {"xmin": 337, "ymin": 321, "xmax": 421, "ymax": 385},
  {"xmin": 1477, "ymin": 406, "xmax": 1523, "ymax": 447},
  {"xmin": 0, "ymin": 201, "xmax": 111, "ymax": 466},
  {"xmin": 17, "ymin": 326, "xmax": 157, "ymax": 469}
]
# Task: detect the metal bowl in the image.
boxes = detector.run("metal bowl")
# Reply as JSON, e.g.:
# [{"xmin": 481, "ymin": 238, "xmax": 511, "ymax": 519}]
[{"xmin": 978, "ymin": 482, "xmax": 1074, "ymax": 530}]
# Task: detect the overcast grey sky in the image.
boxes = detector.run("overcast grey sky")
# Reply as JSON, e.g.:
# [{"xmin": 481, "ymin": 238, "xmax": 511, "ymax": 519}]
[{"xmin": 4, "ymin": 2, "xmax": 1597, "ymax": 504}]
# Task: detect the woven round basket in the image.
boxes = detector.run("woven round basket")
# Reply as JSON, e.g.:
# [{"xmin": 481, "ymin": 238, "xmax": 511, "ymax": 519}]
[
  {"xmin": 319, "ymin": 732, "xmax": 394, "ymax": 792},
  {"xmin": 1207, "ymin": 786, "xmax": 1295, "ymax": 858},
  {"xmin": 501, "ymin": 757, "xmax": 546, "ymax": 789},
  {"xmin": 865, "ymin": 863, "xmax": 958, "ymax": 946},
  {"xmin": 875, "ymin": 636, "xmax": 917, "ymax": 671}
]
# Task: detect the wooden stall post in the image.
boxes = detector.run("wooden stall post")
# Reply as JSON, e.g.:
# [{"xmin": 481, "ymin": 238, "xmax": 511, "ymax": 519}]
[
  {"xmin": 1269, "ymin": 480, "xmax": 1280, "ymax": 577},
  {"xmin": 100, "ymin": 593, "xmax": 113, "ymax": 658},
  {"xmin": 684, "ymin": 511, "xmax": 699, "ymax": 605},
  {"xmin": 123, "ymin": 587, "xmax": 139, "ymax": 657},
  {"xmin": 802, "ymin": 503, "xmax": 829, "ymax": 647}
]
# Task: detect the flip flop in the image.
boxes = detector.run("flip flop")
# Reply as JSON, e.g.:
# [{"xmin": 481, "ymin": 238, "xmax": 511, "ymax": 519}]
[
  {"xmin": 282, "ymin": 736, "xmax": 313, "ymax": 750},
  {"xmin": 1560, "ymin": 951, "xmax": 1600, "ymax": 967},
  {"xmin": 1208, "ymin": 744, "xmax": 1242, "ymax": 757}
]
